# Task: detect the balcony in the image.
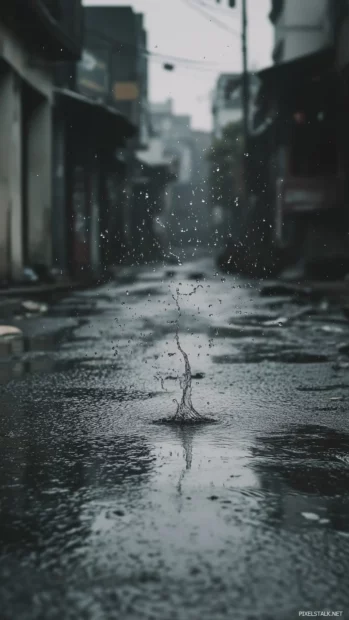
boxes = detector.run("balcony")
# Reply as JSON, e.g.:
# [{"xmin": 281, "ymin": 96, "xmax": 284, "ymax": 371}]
[{"xmin": 1, "ymin": 0, "xmax": 83, "ymax": 61}]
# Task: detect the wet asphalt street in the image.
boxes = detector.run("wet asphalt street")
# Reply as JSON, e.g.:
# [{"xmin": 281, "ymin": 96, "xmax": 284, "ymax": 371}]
[{"xmin": 1, "ymin": 256, "xmax": 349, "ymax": 619}]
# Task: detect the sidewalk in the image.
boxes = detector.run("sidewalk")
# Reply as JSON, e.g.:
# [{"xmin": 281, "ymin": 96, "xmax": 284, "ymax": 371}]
[
  {"xmin": 0, "ymin": 276, "xmax": 102, "ymax": 359},
  {"xmin": 0, "ymin": 263, "xmax": 133, "ymax": 321},
  {"xmin": 260, "ymin": 279, "xmax": 349, "ymax": 304},
  {"xmin": 0, "ymin": 276, "xmax": 102, "ymax": 321},
  {"xmin": 0, "ymin": 277, "xmax": 97, "ymax": 299}
]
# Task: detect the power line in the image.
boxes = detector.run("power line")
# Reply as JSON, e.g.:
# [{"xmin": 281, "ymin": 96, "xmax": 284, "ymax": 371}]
[
  {"xmin": 148, "ymin": 50, "xmax": 227, "ymax": 68},
  {"xmin": 148, "ymin": 51, "xmax": 232, "ymax": 73},
  {"xmin": 86, "ymin": 27, "xmax": 234, "ymax": 71},
  {"xmin": 149, "ymin": 56, "xmax": 228, "ymax": 72},
  {"xmin": 189, "ymin": 0, "xmax": 240, "ymax": 18},
  {"xmin": 180, "ymin": 0, "xmax": 241, "ymax": 35},
  {"xmin": 181, "ymin": 0, "xmax": 261, "ymax": 32}
]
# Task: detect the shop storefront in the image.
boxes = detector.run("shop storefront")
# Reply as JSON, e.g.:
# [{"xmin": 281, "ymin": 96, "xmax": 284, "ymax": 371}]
[
  {"xmin": 0, "ymin": 0, "xmax": 83, "ymax": 284},
  {"xmin": 254, "ymin": 48, "xmax": 349, "ymax": 275},
  {"xmin": 53, "ymin": 89, "xmax": 135, "ymax": 277}
]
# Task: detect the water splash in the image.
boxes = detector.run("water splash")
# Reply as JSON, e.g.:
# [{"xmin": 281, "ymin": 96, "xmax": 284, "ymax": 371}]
[
  {"xmin": 155, "ymin": 287, "xmax": 215, "ymax": 425},
  {"xmin": 171, "ymin": 290, "xmax": 206, "ymax": 422}
]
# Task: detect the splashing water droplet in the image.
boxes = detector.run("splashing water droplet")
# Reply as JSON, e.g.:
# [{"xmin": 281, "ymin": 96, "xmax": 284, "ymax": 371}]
[
  {"xmin": 156, "ymin": 290, "xmax": 215, "ymax": 425},
  {"xmin": 171, "ymin": 291, "xmax": 207, "ymax": 422}
]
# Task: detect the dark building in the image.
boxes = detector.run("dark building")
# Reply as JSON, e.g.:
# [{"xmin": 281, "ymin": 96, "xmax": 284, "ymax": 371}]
[
  {"xmin": 245, "ymin": 0, "xmax": 349, "ymax": 280},
  {"xmin": 131, "ymin": 157, "xmax": 176, "ymax": 262},
  {"xmin": 52, "ymin": 6, "xmax": 138, "ymax": 277},
  {"xmin": 1, "ymin": 1, "xmax": 83, "ymax": 62},
  {"xmin": 83, "ymin": 6, "xmax": 149, "ymax": 148},
  {"xmin": 251, "ymin": 48, "xmax": 349, "ymax": 279},
  {"xmin": 0, "ymin": 0, "xmax": 83, "ymax": 285},
  {"xmin": 55, "ymin": 5, "xmax": 151, "ymax": 268},
  {"xmin": 191, "ymin": 131, "xmax": 212, "ymax": 247}
]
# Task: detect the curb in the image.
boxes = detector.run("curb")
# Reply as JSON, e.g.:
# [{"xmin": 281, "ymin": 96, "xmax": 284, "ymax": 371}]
[
  {"xmin": 0, "ymin": 279, "xmax": 97, "ymax": 299},
  {"xmin": 261, "ymin": 280, "xmax": 349, "ymax": 301},
  {"xmin": 0, "ymin": 279, "xmax": 101, "ymax": 321}
]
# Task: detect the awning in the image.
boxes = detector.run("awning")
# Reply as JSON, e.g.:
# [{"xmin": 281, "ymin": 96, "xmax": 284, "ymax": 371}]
[
  {"xmin": 258, "ymin": 47, "xmax": 335, "ymax": 88},
  {"xmin": 251, "ymin": 47, "xmax": 336, "ymax": 137},
  {"xmin": 55, "ymin": 88, "xmax": 136, "ymax": 141}
]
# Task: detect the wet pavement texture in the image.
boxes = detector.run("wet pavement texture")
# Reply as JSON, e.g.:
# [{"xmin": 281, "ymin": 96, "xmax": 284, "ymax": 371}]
[{"xmin": 1, "ymin": 257, "xmax": 349, "ymax": 619}]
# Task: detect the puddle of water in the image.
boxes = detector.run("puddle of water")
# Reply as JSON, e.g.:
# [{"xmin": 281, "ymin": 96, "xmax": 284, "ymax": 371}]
[
  {"xmin": 228, "ymin": 313, "xmax": 278, "ymax": 325},
  {"xmin": 0, "ymin": 357, "xmax": 81, "ymax": 385},
  {"xmin": 0, "ymin": 327, "xmax": 71, "ymax": 359},
  {"xmin": 152, "ymin": 435, "xmax": 257, "ymax": 494},
  {"xmin": 213, "ymin": 351, "xmax": 329, "ymax": 364},
  {"xmin": 296, "ymin": 384, "xmax": 349, "ymax": 393},
  {"xmin": 187, "ymin": 272, "xmax": 205, "ymax": 281},
  {"xmin": 209, "ymin": 325, "xmax": 275, "ymax": 339},
  {"xmin": 250, "ymin": 425, "xmax": 349, "ymax": 530},
  {"xmin": 61, "ymin": 387, "xmax": 164, "ymax": 403},
  {"xmin": 2, "ymin": 326, "xmax": 77, "ymax": 361},
  {"xmin": 0, "ymin": 335, "xmax": 25, "ymax": 357}
]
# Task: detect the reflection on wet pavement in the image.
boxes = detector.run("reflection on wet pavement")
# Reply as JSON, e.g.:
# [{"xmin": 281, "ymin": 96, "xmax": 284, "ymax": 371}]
[
  {"xmin": 1, "ymin": 258, "xmax": 349, "ymax": 618},
  {"xmin": 252, "ymin": 425, "xmax": 349, "ymax": 532}
]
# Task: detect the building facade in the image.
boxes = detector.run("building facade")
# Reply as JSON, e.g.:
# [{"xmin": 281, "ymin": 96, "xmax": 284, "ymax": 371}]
[
  {"xmin": 83, "ymin": 6, "xmax": 150, "ymax": 149},
  {"xmin": 210, "ymin": 73, "xmax": 259, "ymax": 263},
  {"xmin": 52, "ymin": 5, "xmax": 146, "ymax": 276},
  {"xmin": 53, "ymin": 86, "xmax": 135, "ymax": 278},
  {"xmin": 150, "ymin": 100, "xmax": 195, "ymax": 249},
  {"xmin": 247, "ymin": 0, "xmax": 349, "ymax": 278},
  {"xmin": 212, "ymin": 73, "xmax": 259, "ymax": 140},
  {"xmin": 76, "ymin": 6, "xmax": 152, "ymax": 265},
  {"xmin": 191, "ymin": 130, "xmax": 212, "ymax": 248},
  {"xmin": 132, "ymin": 152, "xmax": 176, "ymax": 262},
  {"xmin": 270, "ymin": 0, "xmax": 333, "ymax": 64},
  {"xmin": 52, "ymin": 88, "xmax": 134, "ymax": 277},
  {"xmin": 212, "ymin": 74, "xmax": 243, "ymax": 140},
  {"xmin": 0, "ymin": 0, "xmax": 83, "ymax": 285},
  {"xmin": 149, "ymin": 100, "xmax": 211, "ymax": 251}
]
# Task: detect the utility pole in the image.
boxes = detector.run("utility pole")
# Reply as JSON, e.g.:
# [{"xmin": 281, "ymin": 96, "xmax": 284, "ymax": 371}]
[{"xmin": 241, "ymin": 0, "xmax": 249, "ymax": 151}]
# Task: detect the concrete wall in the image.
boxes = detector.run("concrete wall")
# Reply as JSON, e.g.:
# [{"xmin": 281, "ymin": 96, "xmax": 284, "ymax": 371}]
[
  {"xmin": 336, "ymin": 0, "xmax": 349, "ymax": 71},
  {"xmin": 26, "ymin": 97, "xmax": 52, "ymax": 267},
  {"xmin": 0, "ymin": 20, "xmax": 53, "ymax": 280},
  {"xmin": 273, "ymin": 0, "xmax": 332, "ymax": 63},
  {"xmin": 89, "ymin": 164, "xmax": 100, "ymax": 275},
  {"xmin": 0, "ymin": 70, "xmax": 22, "ymax": 281},
  {"xmin": 0, "ymin": 22, "xmax": 52, "ymax": 100},
  {"xmin": 9, "ymin": 74, "xmax": 23, "ymax": 280},
  {"xmin": 52, "ymin": 110, "xmax": 67, "ymax": 271},
  {"xmin": 0, "ymin": 71, "xmax": 13, "ymax": 280}
]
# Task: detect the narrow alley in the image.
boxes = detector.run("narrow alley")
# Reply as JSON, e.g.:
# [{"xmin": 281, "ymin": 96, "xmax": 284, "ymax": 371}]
[{"xmin": 2, "ymin": 1, "xmax": 349, "ymax": 618}]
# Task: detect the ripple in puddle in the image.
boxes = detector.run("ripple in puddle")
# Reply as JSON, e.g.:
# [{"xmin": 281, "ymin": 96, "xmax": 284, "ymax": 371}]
[{"xmin": 153, "ymin": 416, "xmax": 217, "ymax": 426}]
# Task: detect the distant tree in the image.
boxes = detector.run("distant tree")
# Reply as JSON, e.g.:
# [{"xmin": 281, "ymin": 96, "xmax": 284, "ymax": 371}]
[{"xmin": 207, "ymin": 121, "xmax": 244, "ymax": 208}]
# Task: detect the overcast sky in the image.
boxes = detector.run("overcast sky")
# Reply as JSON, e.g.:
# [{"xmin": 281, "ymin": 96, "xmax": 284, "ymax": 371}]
[{"xmin": 83, "ymin": 0, "xmax": 273, "ymax": 131}]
